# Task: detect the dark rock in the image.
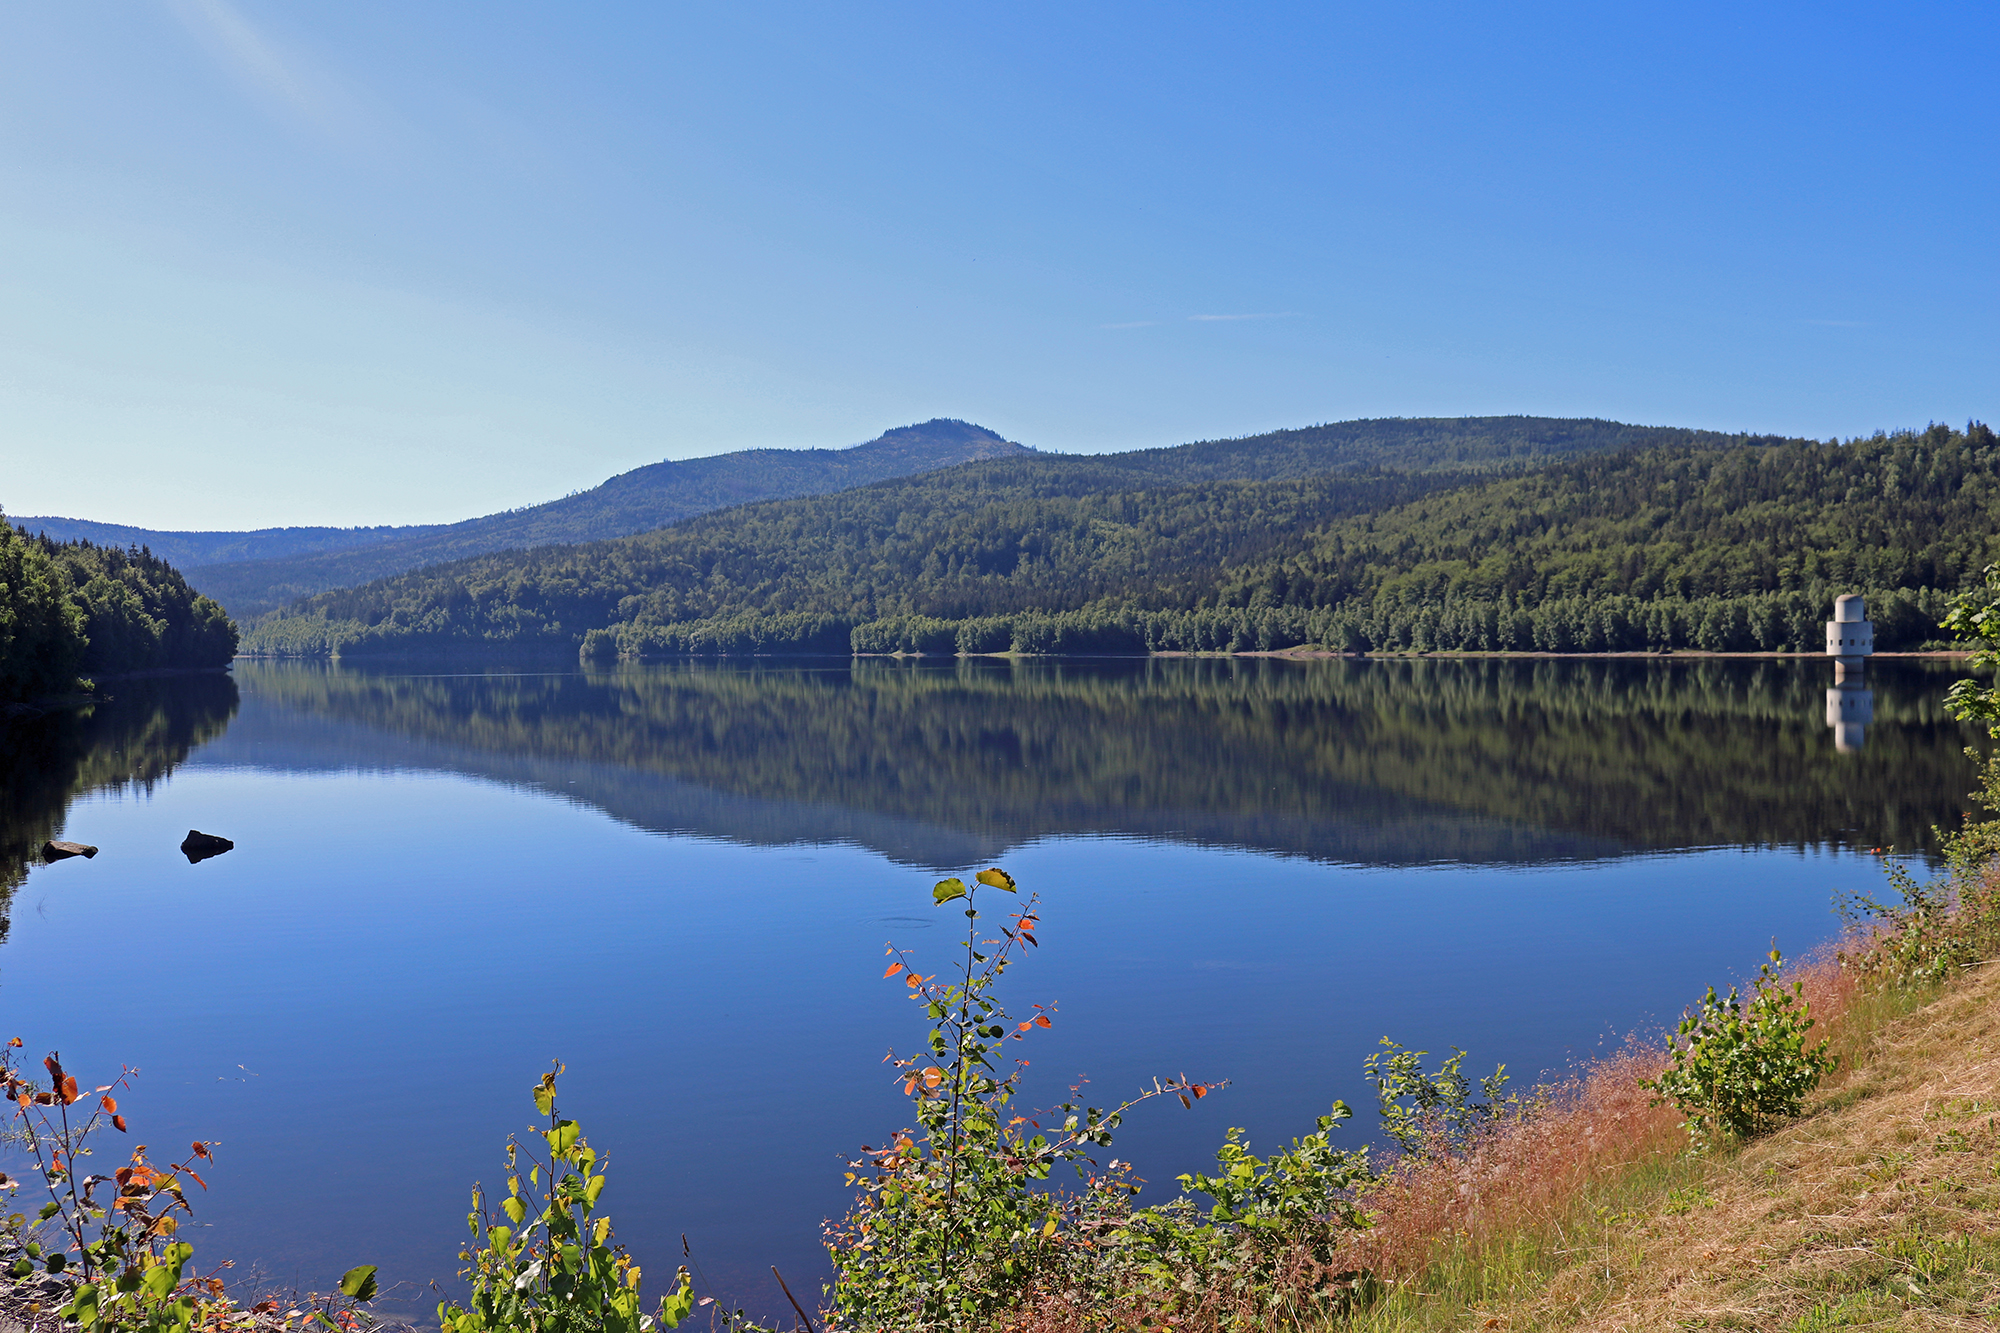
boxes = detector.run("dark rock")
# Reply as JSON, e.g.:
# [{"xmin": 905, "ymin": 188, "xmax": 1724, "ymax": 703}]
[
  {"xmin": 40, "ymin": 841, "xmax": 97, "ymax": 862},
  {"xmin": 180, "ymin": 830, "xmax": 234, "ymax": 864}
]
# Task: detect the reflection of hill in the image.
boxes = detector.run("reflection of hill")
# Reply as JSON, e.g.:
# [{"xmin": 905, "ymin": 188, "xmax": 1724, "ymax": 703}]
[
  {"xmin": 216, "ymin": 658, "xmax": 1980, "ymax": 868},
  {"xmin": 0, "ymin": 675, "xmax": 241, "ymax": 931}
]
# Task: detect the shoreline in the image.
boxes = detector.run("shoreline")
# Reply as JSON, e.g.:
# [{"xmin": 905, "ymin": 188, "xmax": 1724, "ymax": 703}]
[{"xmin": 234, "ymin": 647, "xmax": 1974, "ymax": 666}]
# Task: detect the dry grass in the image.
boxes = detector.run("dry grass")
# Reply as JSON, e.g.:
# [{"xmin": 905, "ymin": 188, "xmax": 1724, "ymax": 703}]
[
  {"xmin": 1338, "ymin": 954, "xmax": 2000, "ymax": 1331},
  {"xmin": 1007, "ymin": 890, "xmax": 2000, "ymax": 1332}
]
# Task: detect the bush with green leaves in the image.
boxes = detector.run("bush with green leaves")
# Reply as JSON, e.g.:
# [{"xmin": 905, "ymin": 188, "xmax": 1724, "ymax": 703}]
[
  {"xmin": 1642, "ymin": 949, "xmax": 1836, "ymax": 1140},
  {"xmin": 1364, "ymin": 1039, "xmax": 1516, "ymax": 1161},
  {"xmin": 824, "ymin": 869, "xmax": 1214, "ymax": 1331},
  {"xmin": 0, "ymin": 1042, "xmax": 374, "ymax": 1333},
  {"xmin": 438, "ymin": 1066, "xmax": 694, "ymax": 1333},
  {"xmin": 1114, "ymin": 1106, "xmax": 1377, "ymax": 1322}
]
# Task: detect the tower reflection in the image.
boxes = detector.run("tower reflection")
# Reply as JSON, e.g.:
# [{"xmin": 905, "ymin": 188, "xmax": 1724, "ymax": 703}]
[{"xmin": 1824, "ymin": 593, "xmax": 1874, "ymax": 752}]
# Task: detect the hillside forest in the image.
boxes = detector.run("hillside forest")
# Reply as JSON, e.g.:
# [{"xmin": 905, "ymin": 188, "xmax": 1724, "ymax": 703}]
[
  {"xmin": 243, "ymin": 422, "xmax": 1996, "ymax": 660},
  {"xmin": 0, "ymin": 515, "xmax": 239, "ymax": 700}
]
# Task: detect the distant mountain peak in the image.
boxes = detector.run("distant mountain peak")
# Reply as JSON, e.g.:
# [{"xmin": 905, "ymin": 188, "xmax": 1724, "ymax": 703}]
[{"xmin": 857, "ymin": 419, "xmax": 1022, "ymax": 450}]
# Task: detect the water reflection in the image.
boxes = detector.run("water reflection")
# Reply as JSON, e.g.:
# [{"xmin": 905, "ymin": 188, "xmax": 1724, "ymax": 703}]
[
  {"xmin": 206, "ymin": 655, "xmax": 1979, "ymax": 865},
  {"xmin": 0, "ymin": 674, "xmax": 239, "ymax": 930}
]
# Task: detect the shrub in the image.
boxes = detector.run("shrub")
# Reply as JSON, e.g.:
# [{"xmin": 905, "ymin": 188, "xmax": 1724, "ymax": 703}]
[
  {"xmin": 438, "ymin": 1066, "xmax": 693, "ymax": 1333},
  {"xmin": 1364, "ymin": 1039, "xmax": 1516, "ymax": 1161},
  {"xmin": 825, "ymin": 869, "xmax": 1212, "ymax": 1331},
  {"xmin": 1641, "ymin": 949, "xmax": 1836, "ymax": 1140},
  {"xmin": 0, "ymin": 1041, "xmax": 374, "ymax": 1333}
]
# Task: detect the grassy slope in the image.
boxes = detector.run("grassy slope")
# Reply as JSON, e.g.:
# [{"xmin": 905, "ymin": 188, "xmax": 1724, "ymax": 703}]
[{"xmin": 1353, "ymin": 961, "xmax": 2000, "ymax": 1331}]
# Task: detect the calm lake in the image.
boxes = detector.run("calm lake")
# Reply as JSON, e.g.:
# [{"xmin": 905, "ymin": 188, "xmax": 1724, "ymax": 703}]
[{"xmin": 0, "ymin": 654, "xmax": 1981, "ymax": 1321}]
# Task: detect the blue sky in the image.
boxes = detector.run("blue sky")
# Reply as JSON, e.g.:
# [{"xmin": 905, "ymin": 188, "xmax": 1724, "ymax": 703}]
[{"xmin": 2, "ymin": 2, "xmax": 1995, "ymax": 529}]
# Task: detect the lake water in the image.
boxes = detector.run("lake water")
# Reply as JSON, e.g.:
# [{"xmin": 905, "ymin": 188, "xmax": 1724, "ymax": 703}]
[{"xmin": 0, "ymin": 654, "xmax": 1981, "ymax": 1321}]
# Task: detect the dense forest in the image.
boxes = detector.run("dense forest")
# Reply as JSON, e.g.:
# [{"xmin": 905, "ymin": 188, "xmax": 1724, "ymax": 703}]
[
  {"xmin": 68, "ymin": 413, "xmax": 1763, "ymax": 619},
  {"xmin": 244, "ymin": 422, "xmax": 1990, "ymax": 659},
  {"xmin": 0, "ymin": 514, "xmax": 239, "ymax": 699},
  {"xmin": 23, "ymin": 420, "xmax": 1035, "ymax": 617}
]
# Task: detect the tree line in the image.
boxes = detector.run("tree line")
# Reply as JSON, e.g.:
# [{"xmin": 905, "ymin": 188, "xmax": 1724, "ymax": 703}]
[
  {"xmin": 0, "ymin": 515, "xmax": 240, "ymax": 699},
  {"xmin": 242, "ymin": 423, "xmax": 1993, "ymax": 660}
]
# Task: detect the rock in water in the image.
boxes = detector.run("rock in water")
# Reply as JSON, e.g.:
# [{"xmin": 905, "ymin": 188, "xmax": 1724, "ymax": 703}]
[
  {"xmin": 180, "ymin": 830, "xmax": 234, "ymax": 864},
  {"xmin": 41, "ymin": 841, "xmax": 98, "ymax": 862}
]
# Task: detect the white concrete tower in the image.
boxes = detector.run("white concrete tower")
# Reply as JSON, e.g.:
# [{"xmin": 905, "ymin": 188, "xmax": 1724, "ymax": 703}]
[
  {"xmin": 1825, "ymin": 593, "xmax": 1874, "ymax": 663},
  {"xmin": 1823, "ymin": 593, "xmax": 1874, "ymax": 752}
]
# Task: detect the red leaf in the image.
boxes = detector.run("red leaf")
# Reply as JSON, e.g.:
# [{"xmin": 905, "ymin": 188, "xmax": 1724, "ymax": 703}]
[
  {"xmin": 191, "ymin": 1142, "xmax": 211, "ymax": 1159},
  {"xmin": 112, "ymin": 1115, "xmax": 128, "ymax": 1133},
  {"xmin": 100, "ymin": 1094, "xmax": 117, "ymax": 1115}
]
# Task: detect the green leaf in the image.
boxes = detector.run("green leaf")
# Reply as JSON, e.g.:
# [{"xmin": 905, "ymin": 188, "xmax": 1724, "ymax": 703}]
[
  {"xmin": 933, "ymin": 878, "xmax": 967, "ymax": 905},
  {"xmin": 339, "ymin": 1265, "xmax": 379, "ymax": 1302},
  {"xmin": 502, "ymin": 1196, "xmax": 526, "ymax": 1225},
  {"xmin": 142, "ymin": 1263, "xmax": 176, "ymax": 1301},
  {"xmin": 37, "ymin": 1201, "xmax": 59, "ymax": 1221},
  {"xmin": 974, "ymin": 868, "xmax": 1017, "ymax": 892}
]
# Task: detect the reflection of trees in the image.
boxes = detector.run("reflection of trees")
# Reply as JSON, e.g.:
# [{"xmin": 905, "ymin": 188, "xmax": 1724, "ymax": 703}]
[
  {"xmin": 236, "ymin": 656, "xmax": 1980, "ymax": 863},
  {"xmin": 0, "ymin": 675, "xmax": 240, "ymax": 933}
]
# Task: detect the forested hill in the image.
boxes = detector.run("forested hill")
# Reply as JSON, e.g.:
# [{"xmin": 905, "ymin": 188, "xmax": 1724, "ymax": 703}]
[
  {"xmin": 0, "ymin": 516, "xmax": 238, "ymax": 700},
  {"xmin": 21, "ymin": 418, "xmax": 1034, "ymax": 618},
  {"xmin": 236, "ymin": 415, "xmax": 1907, "ymax": 660}
]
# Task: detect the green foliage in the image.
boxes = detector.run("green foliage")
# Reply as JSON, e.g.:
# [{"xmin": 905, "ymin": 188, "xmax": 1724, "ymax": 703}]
[
  {"xmin": 0, "ymin": 1042, "xmax": 370, "ymax": 1333},
  {"xmin": 0, "ymin": 511, "xmax": 88, "ymax": 698},
  {"xmin": 1116, "ymin": 1110, "xmax": 1377, "ymax": 1323},
  {"xmin": 0, "ymin": 512, "xmax": 237, "ymax": 699},
  {"xmin": 1942, "ymin": 560, "xmax": 2000, "ymax": 734},
  {"xmin": 825, "ymin": 869, "xmax": 1214, "ymax": 1330},
  {"xmin": 178, "ymin": 420, "xmax": 1034, "ymax": 616},
  {"xmin": 438, "ymin": 1066, "xmax": 693, "ymax": 1333},
  {"xmin": 1642, "ymin": 949, "xmax": 1837, "ymax": 1140},
  {"xmin": 1365, "ymin": 1039, "xmax": 1515, "ymax": 1160},
  {"xmin": 245, "ymin": 422, "xmax": 1997, "ymax": 662}
]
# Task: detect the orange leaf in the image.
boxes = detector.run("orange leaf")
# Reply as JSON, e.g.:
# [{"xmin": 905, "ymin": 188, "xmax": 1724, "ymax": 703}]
[
  {"xmin": 112, "ymin": 1115, "xmax": 128, "ymax": 1132},
  {"xmin": 903, "ymin": 1078, "xmax": 918, "ymax": 1096},
  {"xmin": 1033, "ymin": 1016, "xmax": 1051, "ymax": 1028},
  {"xmin": 5, "ymin": 1038, "xmax": 19, "ymax": 1048},
  {"xmin": 191, "ymin": 1142, "xmax": 210, "ymax": 1159},
  {"xmin": 1191, "ymin": 1085, "xmax": 1207, "ymax": 1100},
  {"xmin": 904, "ymin": 974, "xmax": 922, "ymax": 989},
  {"xmin": 1017, "ymin": 1021, "xmax": 1034, "ymax": 1031},
  {"xmin": 100, "ymin": 1094, "xmax": 117, "ymax": 1115},
  {"xmin": 882, "ymin": 963, "xmax": 905, "ymax": 979},
  {"xmin": 60, "ymin": 1076, "xmax": 78, "ymax": 1105}
]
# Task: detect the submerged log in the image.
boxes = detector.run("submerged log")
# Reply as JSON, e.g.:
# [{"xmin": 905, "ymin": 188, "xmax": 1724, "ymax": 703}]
[
  {"xmin": 180, "ymin": 830, "xmax": 234, "ymax": 864},
  {"xmin": 41, "ymin": 841, "xmax": 98, "ymax": 862}
]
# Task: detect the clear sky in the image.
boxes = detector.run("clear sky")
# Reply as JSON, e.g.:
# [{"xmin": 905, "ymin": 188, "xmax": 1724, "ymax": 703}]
[{"xmin": 2, "ymin": 2, "xmax": 1995, "ymax": 529}]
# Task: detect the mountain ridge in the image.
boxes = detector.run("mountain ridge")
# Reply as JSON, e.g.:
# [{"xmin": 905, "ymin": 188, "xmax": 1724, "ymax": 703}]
[{"xmin": 17, "ymin": 419, "xmax": 1031, "ymax": 616}]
